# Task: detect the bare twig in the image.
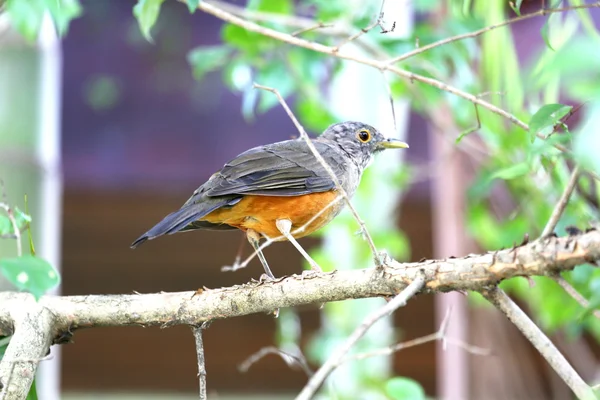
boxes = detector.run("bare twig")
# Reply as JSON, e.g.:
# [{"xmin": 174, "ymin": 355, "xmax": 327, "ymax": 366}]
[
  {"xmin": 296, "ymin": 275, "xmax": 425, "ymax": 400},
  {"xmin": 252, "ymin": 84, "xmax": 383, "ymax": 265},
  {"xmin": 193, "ymin": 0, "xmax": 600, "ymax": 169},
  {"xmin": 542, "ymin": 165, "xmax": 581, "ymax": 237},
  {"xmin": 341, "ymin": 307, "xmax": 490, "ymax": 363},
  {"xmin": 239, "ymin": 346, "xmax": 313, "ymax": 377},
  {"xmin": 539, "ymin": 165, "xmax": 600, "ymax": 319},
  {"xmin": 291, "ymin": 22, "xmax": 334, "ymax": 37},
  {"xmin": 192, "ymin": 323, "xmax": 209, "ymax": 400},
  {"xmin": 386, "ymin": 2, "xmax": 600, "ymax": 65},
  {"xmin": 482, "ymin": 287, "xmax": 596, "ymax": 400},
  {"xmin": 554, "ymin": 275, "xmax": 600, "ymax": 320},
  {"xmin": 332, "ymin": 0, "xmax": 388, "ymax": 51}
]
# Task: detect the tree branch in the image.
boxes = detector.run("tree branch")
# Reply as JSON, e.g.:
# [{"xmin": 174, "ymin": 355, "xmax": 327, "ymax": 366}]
[
  {"xmin": 296, "ymin": 275, "xmax": 425, "ymax": 400},
  {"xmin": 0, "ymin": 297, "xmax": 54, "ymax": 399},
  {"xmin": 0, "ymin": 229, "xmax": 599, "ymax": 395},
  {"xmin": 192, "ymin": 323, "xmax": 208, "ymax": 400},
  {"xmin": 482, "ymin": 287, "xmax": 596, "ymax": 400}
]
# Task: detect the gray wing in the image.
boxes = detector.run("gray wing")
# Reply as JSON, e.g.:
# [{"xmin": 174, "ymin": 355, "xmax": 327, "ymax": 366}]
[{"xmin": 194, "ymin": 139, "xmax": 346, "ymax": 199}]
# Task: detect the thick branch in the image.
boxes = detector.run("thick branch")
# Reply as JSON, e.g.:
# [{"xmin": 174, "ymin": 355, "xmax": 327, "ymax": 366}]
[
  {"xmin": 0, "ymin": 229, "xmax": 598, "ymax": 336},
  {"xmin": 482, "ymin": 288, "xmax": 596, "ymax": 400},
  {"xmin": 0, "ymin": 298, "xmax": 54, "ymax": 400}
]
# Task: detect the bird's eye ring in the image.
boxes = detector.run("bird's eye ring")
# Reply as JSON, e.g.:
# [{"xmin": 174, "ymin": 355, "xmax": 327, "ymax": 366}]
[{"xmin": 357, "ymin": 129, "xmax": 371, "ymax": 143}]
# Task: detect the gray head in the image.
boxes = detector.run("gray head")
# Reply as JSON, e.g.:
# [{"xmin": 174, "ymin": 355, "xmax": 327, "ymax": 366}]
[{"xmin": 319, "ymin": 121, "xmax": 409, "ymax": 169}]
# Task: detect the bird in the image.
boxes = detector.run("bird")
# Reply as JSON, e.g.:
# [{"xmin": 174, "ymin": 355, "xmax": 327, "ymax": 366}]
[{"xmin": 131, "ymin": 121, "xmax": 408, "ymax": 279}]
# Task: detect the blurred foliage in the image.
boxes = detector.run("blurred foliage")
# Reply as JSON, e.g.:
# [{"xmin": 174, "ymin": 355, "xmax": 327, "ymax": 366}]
[
  {"xmin": 0, "ymin": 198, "xmax": 60, "ymax": 398},
  {"xmin": 3, "ymin": 0, "xmax": 600, "ymax": 397}
]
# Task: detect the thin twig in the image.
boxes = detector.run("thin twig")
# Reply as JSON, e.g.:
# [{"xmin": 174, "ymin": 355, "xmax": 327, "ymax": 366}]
[
  {"xmin": 332, "ymin": 0, "xmax": 389, "ymax": 51},
  {"xmin": 291, "ymin": 22, "xmax": 334, "ymax": 37},
  {"xmin": 341, "ymin": 307, "xmax": 490, "ymax": 363},
  {"xmin": 542, "ymin": 165, "xmax": 581, "ymax": 237},
  {"xmin": 252, "ymin": 84, "xmax": 383, "ymax": 265},
  {"xmin": 296, "ymin": 275, "xmax": 425, "ymax": 400},
  {"xmin": 386, "ymin": 3, "xmax": 600, "ymax": 65},
  {"xmin": 539, "ymin": 165, "xmax": 599, "ymax": 318},
  {"xmin": 554, "ymin": 275, "xmax": 600, "ymax": 320},
  {"xmin": 192, "ymin": 323, "xmax": 209, "ymax": 400},
  {"xmin": 239, "ymin": 346, "xmax": 313, "ymax": 377},
  {"xmin": 482, "ymin": 287, "xmax": 596, "ymax": 400},
  {"xmin": 194, "ymin": 0, "xmax": 600, "ymax": 174}
]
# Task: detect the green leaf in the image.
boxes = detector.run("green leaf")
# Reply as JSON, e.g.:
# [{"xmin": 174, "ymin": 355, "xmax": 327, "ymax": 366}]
[
  {"xmin": 0, "ymin": 207, "xmax": 31, "ymax": 236},
  {"xmin": 0, "ymin": 255, "xmax": 60, "ymax": 299},
  {"xmin": 509, "ymin": 0, "xmax": 523, "ymax": 16},
  {"xmin": 187, "ymin": 46, "xmax": 232, "ymax": 82},
  {"xmin": 185, "ymin": 0, "xmax": 200, "ymax": 13},
  {"xmin": 255, "ymin": 63, "xmax": 295, "ymax": 113},
  {"xmin": 0, "ymin": 216, "xmax": 12, "ymax": 236},
  {"xmin": 5, "ymin": 0, "xmax": 46, "ymax": 41},
  {"xmin": 26, "ymin": 379, "xmax": 38, "ymax": 400},
  {"xmin": 296, "ymin": 96, "xmax": 336, "ymax": 133},
  {"xmin": 540, "ymin": 16, "xmax": 554, "ymax": 51},
  {"xmin": 133, "ymin": 0, "xmax": 165, "ymax": 42},
  {"xmin": 490, "ymin": 162, "xmax": 530, "ymax": 181},
  {"xmin": 528, "ymin": 103, "xmax": 572, "ymax": 142},
  {"xmin": 385, "ymin": 377, "xmax": 426, "ymax": 400},
  {"xmin": 247, "ymin": 0, "xmax": 292, "ymax": 14},
  {"xmin": 24, "ymin": 195, "xmax": 36, "ymax": 255},
  {"xmin": 45, "ymin": 0, "xmax": 82, "ymax": 36}
]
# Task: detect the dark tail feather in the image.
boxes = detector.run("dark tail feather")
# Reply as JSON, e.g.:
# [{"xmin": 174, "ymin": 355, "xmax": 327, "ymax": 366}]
[{"xmin": 131, "ymin": 204, "xmax": 215, "ymax": 249}]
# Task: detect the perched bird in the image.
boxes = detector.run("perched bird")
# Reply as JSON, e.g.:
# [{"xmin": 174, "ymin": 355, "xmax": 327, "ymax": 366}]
[{"xmin": 131, "ymin": 121, "xmax": 408, "ymax": 278}]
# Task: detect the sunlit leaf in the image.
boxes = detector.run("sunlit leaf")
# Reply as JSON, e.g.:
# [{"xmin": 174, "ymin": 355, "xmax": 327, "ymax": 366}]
[
  {"xmin": 385, "ymin": 377, "xmax": 426, "ymax": 400},
  {"xmin": 133, "ymin": 0, "xmax": 165, "ymax": 41},
  {"xmin": 5, "ymin": 0, "xmax": 45, "ymax": 41},
  {"xmin": 185, "ymin": 0, "xmax": 200, "ymax": 13},
  {"xmin": 490, "ymin": 162, "xmax": 530, "ymax": 181},
  {"xmin": 0, "ymin": 255, "xmax": 60, "ymax": 300},
  {"xmin": 528, "ymin": 103, "xmax": 572, "ymax": 142},
  {"xmin": 45, "ymin": 0, "xmax": 82, "ymax": 36},
  {"xmin": 509, "ymin": 0, "xmax": 523, "ymax": 16},
  {"xmin": 247, "ymin": 0, "xmax": 292, "ymax": 14},
  {"xmin": 187, "ymin": 46, "xmax": 232, "ymax": 82},
  {"xmin": 540, "ymin": 16, "xmax": 554, "ymax": 51}
]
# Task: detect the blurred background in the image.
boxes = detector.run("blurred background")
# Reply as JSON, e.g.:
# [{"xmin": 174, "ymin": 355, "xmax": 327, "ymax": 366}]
[{"xmin": 1, "ymin": 0, "xmax": 600, "ymax": 399}]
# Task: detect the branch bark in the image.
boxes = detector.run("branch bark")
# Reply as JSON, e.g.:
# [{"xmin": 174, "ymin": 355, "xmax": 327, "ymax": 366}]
[
  {"xmin": 482, "ymin": 287, "xmax": 597, "ymax": 400},
  {"xmin": 0, "ymin": 229, "xmax": 599, "ymax": 396}
]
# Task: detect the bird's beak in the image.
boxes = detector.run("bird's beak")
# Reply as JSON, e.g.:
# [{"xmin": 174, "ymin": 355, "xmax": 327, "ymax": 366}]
[{"xmin": 378, "ymin": 138, "xmax": 409, "ymax": 150}]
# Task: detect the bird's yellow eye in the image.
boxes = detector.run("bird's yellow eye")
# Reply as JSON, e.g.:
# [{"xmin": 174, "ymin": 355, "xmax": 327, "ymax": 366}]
[{"xmin": 357, "ymin": 129, "xmax": 371, "ymax": 143}]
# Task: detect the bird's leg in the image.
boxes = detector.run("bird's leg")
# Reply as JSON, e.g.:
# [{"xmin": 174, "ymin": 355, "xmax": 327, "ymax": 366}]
[
  {"xmin": 275, "ymin": 219, "xmax": 322, "ymax": 272},
  {"xmin": 246, "ymin": 229, "xmax": 275, "ymax": 279}
]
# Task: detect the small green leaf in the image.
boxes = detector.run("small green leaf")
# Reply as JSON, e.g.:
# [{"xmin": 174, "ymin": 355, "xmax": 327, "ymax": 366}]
[
  {"xmin": 0, "ymin": 206, "xmax": 31, "ymax": 236},
  {"xmin": 133, "ymin": 0, "xmax": 165, "ymax": 42},
  {"xmin": 255, "ymin": 63, "xmax": 295, "ymax": 113},
  {"xmin": 247, "ymin": 0, "xmax": 292, "ymax": 14},
  {"xmin": 540, "ymin": 16, "xmax": 554, "ymax": 51},
  {"xmin": 45, "ymin": 0, "xmax": 82, "ymax": 36},
  {"xmin": 0, "ymin": 216, "xmax": 12, "ymax": 236},
  {"xmin": 187, "ymin": 46, "xmax": 232, "ymax": 82},
  {"xmin": 509, "ymin": 0, "xmax": 523, "ymax": 16},
  {"xmin": 0, "ymin": 255, "xmax": 60, "ymax": 299},
  {"xmin": 490, "ymin": 162, "xmax": 530, "ymax": 181},
  {"xmin": 5, "ymin": 0, "xmax": 46, "ymax": 41},
  {"xmin": 385, "ymin": 377, "xmax": 426, "ymax": 400},
  {"xmin": 185, "ymin": 0, "xmax": 200, "ymax": 13},
  {"xmin": 24, "ymin": 195, "xmax": 36, "ymax": 255},
  {"xmin": 528, "ymin": 103, "xmax": 572, "ymax": 142}
]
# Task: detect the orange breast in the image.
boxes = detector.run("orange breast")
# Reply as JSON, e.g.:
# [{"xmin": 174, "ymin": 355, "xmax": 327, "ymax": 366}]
[{"xmin": 201, "ymin": 191, "xmax": 343, "ymax": 240}]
